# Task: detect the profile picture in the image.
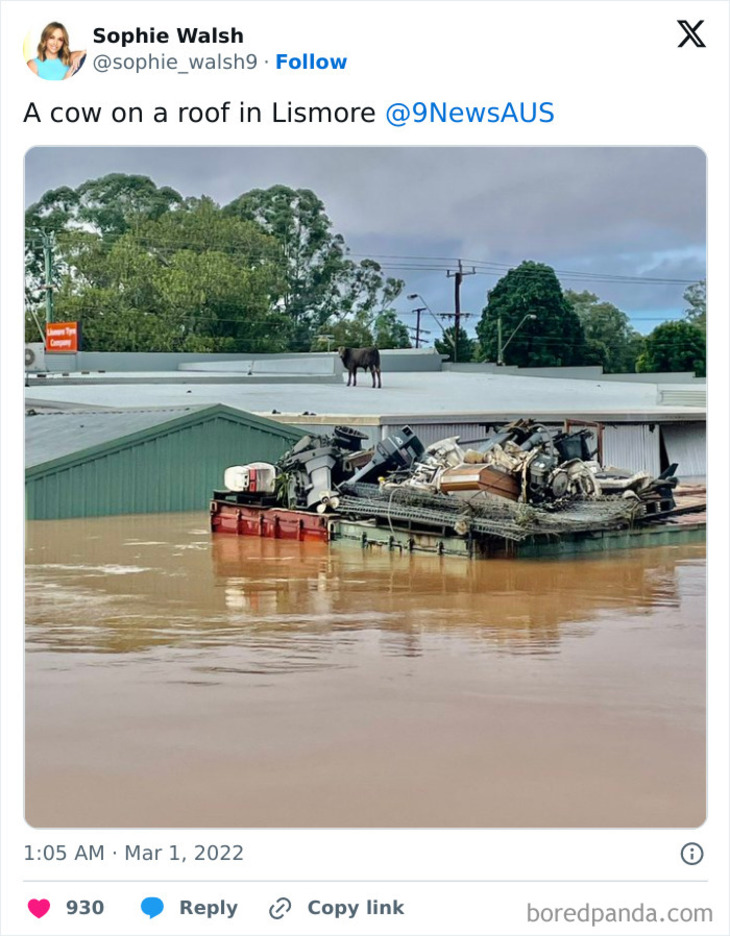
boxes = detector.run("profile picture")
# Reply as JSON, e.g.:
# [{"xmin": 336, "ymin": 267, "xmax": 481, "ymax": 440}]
[{"xmin": 24, "ymin": 22, "xmax": 86, "ymax": 80}]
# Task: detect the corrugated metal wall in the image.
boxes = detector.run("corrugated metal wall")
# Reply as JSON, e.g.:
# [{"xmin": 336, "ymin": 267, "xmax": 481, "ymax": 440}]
[
  {"xmin": 602, "ymin": 424, "xmax": 661, "ymax": 475},
  {"xmin": 661, "ymin": 423, "xmax": 706, "ymax": 479},
  {"xmin": 26, "ymin": 414, "xmax": 302, "ymax": 520},
  {"xmin": 658, "ymin": 387, "xmax": 707, "ymax": 407},
  {"xmin": 385, "ymin": 420, "xmax": 667, "ymax": 476}
]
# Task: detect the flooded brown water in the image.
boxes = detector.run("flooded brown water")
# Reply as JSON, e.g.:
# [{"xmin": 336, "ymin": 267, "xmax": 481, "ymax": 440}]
[{"xmin": 25, "ymin": 513, "xmax": 705, "ymax": 828}]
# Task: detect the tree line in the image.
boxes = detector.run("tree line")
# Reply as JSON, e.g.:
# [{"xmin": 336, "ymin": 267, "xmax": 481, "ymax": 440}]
[
  {"xmin": 467, "ymin": 261, "xmax": 706, "ymax": 377},
  {"xmin": 25, "ymin": 174, "xmax": 410, "ymax": 353},
  {"xmin": 25, "ymin": 175, "xmax": 705, "ymax": 375}
]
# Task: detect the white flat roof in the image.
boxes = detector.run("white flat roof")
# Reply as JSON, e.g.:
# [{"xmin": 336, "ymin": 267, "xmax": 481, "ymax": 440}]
[{"xmin": 25, "ymin": 370, "xmax": 705, "ymax": 422}]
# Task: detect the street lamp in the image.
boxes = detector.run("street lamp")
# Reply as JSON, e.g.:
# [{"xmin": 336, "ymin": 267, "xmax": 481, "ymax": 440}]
[
  {"xmin": 408, "ymin": 294, "xmax": 472, "ymax": 358},
  {"xmin": 498, "ymin": 314, "xmax": 537, "ymax": 366},
  {"xmin": 408, "ymin": 293, "xmax": 460, "ymax": 357},
  {"xmin": 407, "ymin": 294, "xmax": 447, "ymax": 337}
]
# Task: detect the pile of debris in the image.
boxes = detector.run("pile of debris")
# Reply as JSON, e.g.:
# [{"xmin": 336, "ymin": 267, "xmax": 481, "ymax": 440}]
[{"xmin": 216, "ymin": 419, "xmax": 679, "ymax": 544}]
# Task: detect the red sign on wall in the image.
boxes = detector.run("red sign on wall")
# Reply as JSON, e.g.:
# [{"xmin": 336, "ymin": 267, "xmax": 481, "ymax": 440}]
[{"xmin": 46, "ymin": 321, "xmax": 80, "ymax": 352}]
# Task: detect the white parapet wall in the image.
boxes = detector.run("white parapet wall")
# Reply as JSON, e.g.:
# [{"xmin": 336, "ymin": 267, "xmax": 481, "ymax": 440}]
[
  {"xmin": 179, "ymin": 354, "xmax": 340, "ymax": 375},
  {"xmin": 39, "ymin": 348, "xmax": 446, "ymax": 375}
]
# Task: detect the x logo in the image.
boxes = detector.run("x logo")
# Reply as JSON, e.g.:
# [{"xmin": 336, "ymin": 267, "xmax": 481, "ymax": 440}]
[{"xmin": 678, "ymin": 19, "xmax": 706, "ymax": 47}]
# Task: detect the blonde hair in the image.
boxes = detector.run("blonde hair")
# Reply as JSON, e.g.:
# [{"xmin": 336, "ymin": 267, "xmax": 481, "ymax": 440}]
[{"xmin": 37, "ymin": 22, "xmax": 71, "ymax": 65}]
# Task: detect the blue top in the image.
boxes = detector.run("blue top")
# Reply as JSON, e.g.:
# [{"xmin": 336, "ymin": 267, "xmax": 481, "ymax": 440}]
[{"xmin": 33, "ymin": 57, "xmax": 69, "ymax": 80}]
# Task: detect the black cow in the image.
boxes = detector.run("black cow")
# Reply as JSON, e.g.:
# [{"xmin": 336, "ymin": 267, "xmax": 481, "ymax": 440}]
[{"xmin": 338, "ymin": 347, "xmax": 382, "ymax": 388}]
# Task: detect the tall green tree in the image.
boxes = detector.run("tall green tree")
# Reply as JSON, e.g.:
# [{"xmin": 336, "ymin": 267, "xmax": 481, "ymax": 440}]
[
  {"xmin": 683, "ymin": 279, "xmax": 706, "ymax": 331},
  {"xmin": 25, "ymin": 175, "xmax": 183, "ymax": 326},
  {"xmin": 636, "ymin": 321, "xmax": 706, "ymax": 377},
  {"xmin": 476, "ymin": 261, "xmax": 586, "ymax": 366},
  {"xmin": 224, "ymin": 186, "xmax": 403, "ymax": 348},
  {"xmin": 27, "ymin": 175, "xmax": 406, "ymax": 352},
  {"xmin": 564, "ymin": 290, "xmax": 645, "ymax": 373},
  {"xmin": 434, "ymin": 326, "xmax": 476, "ymax": 362},
  {"xmin": 73, "ymin": 173, "xmax": 183, "ymax": 238},
  {"xmin": 224, "ymin": 185, "xmax": 348, "ymax": 347},
  {"xmin": 313, "ymin": 304, "xmax": 411, "ymax": 351},
  {"xmin": 372, "ymin": 310, "xmax": 412, "ymax": 349},
  {"xmin": 318, "ymin": 312, "xmax": 376, "ymax": 350},
  {"xmin": 38, "ymin": 199, "xmax": 287, "ymax": 352}
]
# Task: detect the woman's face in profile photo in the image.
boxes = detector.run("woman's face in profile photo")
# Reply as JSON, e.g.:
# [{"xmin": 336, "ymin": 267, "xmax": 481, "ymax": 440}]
[{"xmin": 43, "ymin": 27, "xmax": 65, "ymax": 58}]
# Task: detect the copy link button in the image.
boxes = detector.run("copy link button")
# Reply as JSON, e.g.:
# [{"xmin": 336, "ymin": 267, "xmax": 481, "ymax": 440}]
[
  {"xmin": 270, "ymin": 898, "xmax": 291, "ymax": 919},
  {"xmin": 680, "ymin": 842, "xmax": 703, "ymax": 865}
]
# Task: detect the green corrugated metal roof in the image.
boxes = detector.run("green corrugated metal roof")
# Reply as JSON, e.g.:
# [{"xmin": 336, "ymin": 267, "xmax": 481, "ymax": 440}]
[
  {"xmin": 25, "ymin": 404, "xmax": 307, "ymax": 519},
  {"xmin": 26, "ymin": 406, "xmax": 209, "ymax": 469},
  {"xmin": 26, "ymin": 404, "xmax": 304, "ymax": 479}
]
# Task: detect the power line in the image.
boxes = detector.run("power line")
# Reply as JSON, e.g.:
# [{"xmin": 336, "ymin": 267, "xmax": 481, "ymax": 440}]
[
  {"xmin": 347, "ymin": 253, "xmax": 701, "ymax": 286},
  {"xmin": 21, "ymin": 308, "xmax": 682, "ymax": 345},
  {"xmin": 24, "ymin": 237, "xmax": 703, "ymax": 286}
]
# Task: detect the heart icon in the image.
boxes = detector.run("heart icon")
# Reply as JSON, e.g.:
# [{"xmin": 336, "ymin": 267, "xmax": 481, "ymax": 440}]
[{"xmin": 28, "ymin": 899, "xmax": 50, "ymax": 919}]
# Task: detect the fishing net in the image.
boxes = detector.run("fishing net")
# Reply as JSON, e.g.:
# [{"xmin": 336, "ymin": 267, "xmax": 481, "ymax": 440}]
[{"xmin": 338, "ymin": 484, "xmax": 643, "ymax": 543}]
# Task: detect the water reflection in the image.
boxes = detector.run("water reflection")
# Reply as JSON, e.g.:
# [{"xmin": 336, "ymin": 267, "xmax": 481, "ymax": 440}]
[{"xmin": 26, "ymin": 512, "xmax": 704, "ymax": 663}]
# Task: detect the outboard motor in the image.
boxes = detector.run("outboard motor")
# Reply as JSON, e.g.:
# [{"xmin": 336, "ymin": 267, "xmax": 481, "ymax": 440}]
[
  {"xmin": 342, "ymin": 426, "xmax": 425, "ymax": 487},
  {"xmin": 527, "ymin": 453, "xmax": 559, "ymax": 503}
]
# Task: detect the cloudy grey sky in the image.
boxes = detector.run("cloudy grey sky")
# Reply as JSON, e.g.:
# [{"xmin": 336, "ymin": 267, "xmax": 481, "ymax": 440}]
[{"xmin": 25, "ymin": 147, "xmax": 705, "ymax": 336}]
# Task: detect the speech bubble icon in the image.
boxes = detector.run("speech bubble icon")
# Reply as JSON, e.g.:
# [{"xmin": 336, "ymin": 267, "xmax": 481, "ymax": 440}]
[{"xmin": 141, "ymin": 897, "xmax": 164, "ymax": 919}]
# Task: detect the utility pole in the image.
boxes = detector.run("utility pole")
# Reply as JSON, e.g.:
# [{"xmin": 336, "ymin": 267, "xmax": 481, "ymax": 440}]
[
  {"xmin": 446, "ymin": 259, "xmax": 476, "ymax": 361},
  {"xmin": 41, "ymin": 232, "xmax": 55, "ymax": 326},
  {"xmin": 409, "ymin": 307, "xmax": 431, "ymax": 348}
]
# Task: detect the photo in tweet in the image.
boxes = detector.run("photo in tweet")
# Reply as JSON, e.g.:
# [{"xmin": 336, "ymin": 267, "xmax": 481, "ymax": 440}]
[{"xmin": 24, "ymin": 145, "xmax": 706, "ymax": 829}]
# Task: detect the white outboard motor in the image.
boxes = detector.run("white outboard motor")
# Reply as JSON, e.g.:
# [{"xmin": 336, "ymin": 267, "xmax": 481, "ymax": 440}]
[{"xmin": 224, "ymin": 462, "xmax": 277, "ymax": 494}]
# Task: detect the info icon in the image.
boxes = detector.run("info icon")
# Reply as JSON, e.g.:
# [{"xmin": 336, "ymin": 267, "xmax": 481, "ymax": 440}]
[{"xmin": 680, "ymin": 842, "xmax": 703, "ymax": 865}]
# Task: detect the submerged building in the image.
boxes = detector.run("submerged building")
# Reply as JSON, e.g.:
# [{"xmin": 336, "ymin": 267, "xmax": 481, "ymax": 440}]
[
  {"xmin": 25, "ymin": 351, "xmax": 706, "ymax": 520},
  {"xmin": 25, "ymin": 404, "xmax": 304, "ymax": 520}
]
